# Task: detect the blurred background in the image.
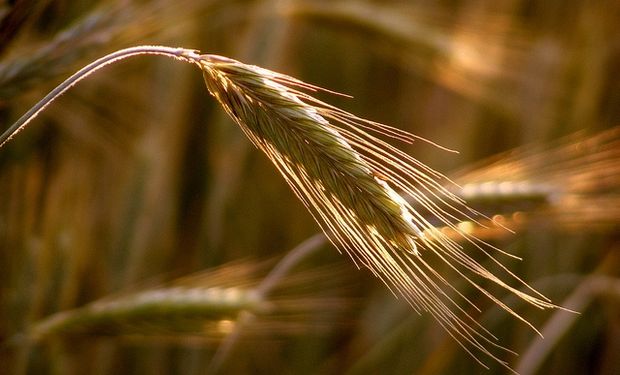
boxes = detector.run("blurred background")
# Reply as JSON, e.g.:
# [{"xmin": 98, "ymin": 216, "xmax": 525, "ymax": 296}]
[{"xmin": 1, "ymin": 0, "xmax": 619, "ymax": 374}]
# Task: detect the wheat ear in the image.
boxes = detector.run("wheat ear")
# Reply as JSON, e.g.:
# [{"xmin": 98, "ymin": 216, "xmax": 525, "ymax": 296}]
[
  {"xmin": 18, "ymin": 253, "xmax": 349, "ymax": 343},
  {"xmin": 452, "ymin": 127, "xmax": 620, "ymax": 228},
  {"xmin": 196, "ymin": 54, "xmax": 558, "ymax": 370},
  {"xmin": 2, "ymin": 45, "xmax": 558, "ymax": 371},
  {"xmin": 22, "ymin": 286, "xmax": 265, "ymax": 340}
]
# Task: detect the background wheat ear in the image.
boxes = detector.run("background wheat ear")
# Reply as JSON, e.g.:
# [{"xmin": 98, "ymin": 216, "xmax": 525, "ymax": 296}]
[
  {"xmin": 195, "ymin": 53, "xmax": 560, "ymax": 371},
  {"xmin": 449, "ymin": 127, "xmax": 620, "ymax": 235},
  {"xmin": 16, "ymin": 251, "xmax": 352, "ymax": 344}
]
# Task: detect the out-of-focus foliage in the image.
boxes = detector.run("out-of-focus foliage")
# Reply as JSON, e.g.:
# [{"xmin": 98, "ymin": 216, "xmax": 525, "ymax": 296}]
[{"xmin": 1, "ymin": 1, "xmax": 618, "ymax": 374}]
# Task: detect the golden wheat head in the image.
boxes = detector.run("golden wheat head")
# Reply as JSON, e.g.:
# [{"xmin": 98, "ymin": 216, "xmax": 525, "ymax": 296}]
[
  {"xmin": 197, "ymin": 54, "xmax": 557, "ymax": 368},
  {"xmin": 1, "ymin": 46, "xmax": 560, "ymax": 371}
]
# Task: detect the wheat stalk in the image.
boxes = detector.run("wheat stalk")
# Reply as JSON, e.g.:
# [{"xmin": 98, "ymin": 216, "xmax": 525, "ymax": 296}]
[
  {"xmin": 0, "ymin": 46, "xmax": 203, "ymax": 148},
  {"xmin": 1, "ymin": 45, "xmax": 559, "ymax": 372},
  {"xmin": 0, "ymin": 0, "xmax": 224, "ymax": 99}
]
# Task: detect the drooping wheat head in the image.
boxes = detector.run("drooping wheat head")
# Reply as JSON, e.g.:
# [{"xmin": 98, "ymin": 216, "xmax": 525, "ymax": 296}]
[
  {"xmin": 196, "ymin": 54, "xmax": 557, "ymax": 368},
  {"xmin": 1, "ymin": 46, "xmax": 560, "ymax": 370}
]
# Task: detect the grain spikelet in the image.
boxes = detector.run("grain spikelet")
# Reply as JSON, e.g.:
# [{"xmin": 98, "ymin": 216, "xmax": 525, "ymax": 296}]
[
  {"xmin": 197, "ymin": 54, "xmax": 557, "ymax": 368},
  {"xmin": 1, "ymin": 45, "xmax": 559, "ymax": 370},
  {"xmin": 17, "ymin": 260, "xmax": 351, "ymax": 342},
  {"xmin": 452, "ymin": 127, "xmax": 620, "ymax": 229}
]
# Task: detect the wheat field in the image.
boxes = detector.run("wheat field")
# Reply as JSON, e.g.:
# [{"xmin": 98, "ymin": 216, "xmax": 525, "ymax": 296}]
[{"xmin": 1, "ymin": 1, "xmax": 619, "ymax": 374}]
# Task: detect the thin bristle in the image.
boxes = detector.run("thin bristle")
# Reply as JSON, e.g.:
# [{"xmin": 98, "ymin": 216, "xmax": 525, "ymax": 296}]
[{"xmin": 196, "ymin": 54, "xmax": 557, "ymax": 368}]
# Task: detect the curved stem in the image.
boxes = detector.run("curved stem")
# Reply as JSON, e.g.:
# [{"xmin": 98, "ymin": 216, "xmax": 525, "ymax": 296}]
[
  {"xmin": 207, "ymin": 233, "xmax": 328, "ymax": 374},
  {"xmin": 0, "ymin": 45, "xmax": 203, "ymax": 148},
  {"xmin": 515, "ymin": 276, "xmax": 620, "ymax": 375},
  {"xmin": 256, "ymin": 233, "xmax": 328, "ymax": 296}
]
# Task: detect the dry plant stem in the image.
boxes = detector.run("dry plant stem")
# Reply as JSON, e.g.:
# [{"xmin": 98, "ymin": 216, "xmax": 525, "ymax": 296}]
[
  {"xmin": 516, "ymin": 275, "xmax": 620, "ymax": 375},
  {"xmin": 0, "ymin": 46, "xmax": 202, "ymax": 148},
  {"xmin": 256, "ymin": 233, "xmax": 328, "ymax": 295},
  {"xmin": 516, "ymin": 249, "xmax": 620, "ymax": 375},
  {"xmin": 207, "ymin": 233, "xmax": 328, "ymax": 374}
]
